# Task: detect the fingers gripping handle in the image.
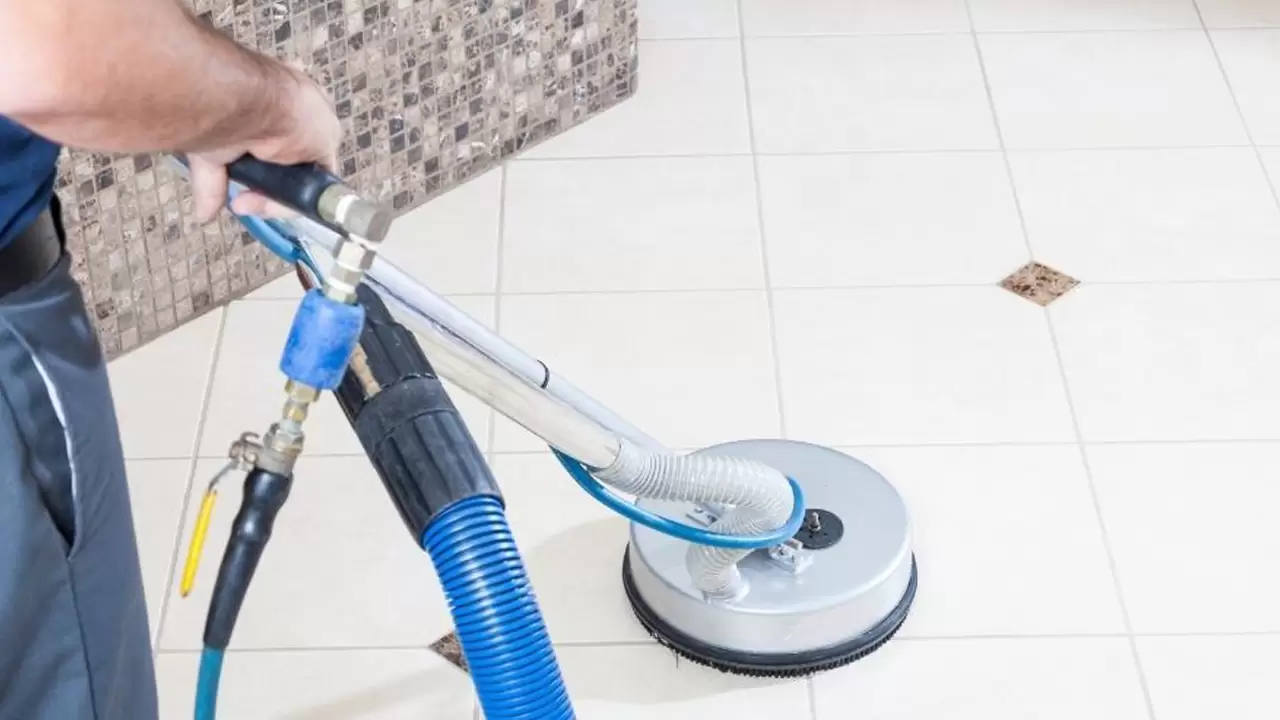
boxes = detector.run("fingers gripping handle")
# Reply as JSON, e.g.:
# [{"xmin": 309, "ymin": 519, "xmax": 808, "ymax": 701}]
[
  {"xmin": 224, "ymin": 155, "xmax": 343, "ymax": 226},
  {"xmin": 173, "ymin": 153, "xmax": 394, "ymax": 245},
  {"xmin": 224, "ymin": 155, "xmax": 393, "ymax": 243}
]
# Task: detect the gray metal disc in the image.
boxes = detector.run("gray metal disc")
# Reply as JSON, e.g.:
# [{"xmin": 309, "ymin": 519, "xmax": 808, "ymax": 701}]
[{"xmin": 624, "ymin": 439, "xmax": 915, "ymax": 674}]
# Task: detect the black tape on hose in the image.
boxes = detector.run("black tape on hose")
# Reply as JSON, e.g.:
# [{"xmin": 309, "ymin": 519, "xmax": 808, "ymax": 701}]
[{"xmin": 335, "ymin": 284, "xmax": 502, "ymax": 542}]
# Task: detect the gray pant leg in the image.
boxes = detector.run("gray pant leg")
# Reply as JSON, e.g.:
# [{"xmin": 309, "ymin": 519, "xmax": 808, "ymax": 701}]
[{"xmin": 0, "ymin": 255, "xmax": 158, "ymax": 720}]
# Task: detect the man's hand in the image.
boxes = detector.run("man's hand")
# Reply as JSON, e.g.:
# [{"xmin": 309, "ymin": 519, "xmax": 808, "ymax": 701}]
[
  {"xmin": 188, "ymin": 67, "xmax": 340, "ymax": 223},
  {"xmin": 0, "ymin": 0, "xmax": 344, "ymax": 222}
]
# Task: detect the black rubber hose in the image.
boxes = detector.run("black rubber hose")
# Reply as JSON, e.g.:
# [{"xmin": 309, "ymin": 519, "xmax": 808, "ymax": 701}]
[
  {"xmin": 334, "ymin": 283, "xmax": 502, "ymax": 540},
  {"xmin": 225, "ymin": 156, "xmax": 344, "ymax": 231},
  {"xmin": 202, "ymin": 467, "xmax": 293, "ymax": 650}
]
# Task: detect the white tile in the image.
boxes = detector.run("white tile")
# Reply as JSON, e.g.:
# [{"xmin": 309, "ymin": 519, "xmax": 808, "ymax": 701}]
[
  {"xmin": 108, "ymin": 308, "xmax": 220, "ymax": 459},
  {"xmin": 852, "ymin": 445, "xmax": 1124, "ymax": 637},
  {"xmin": 812, "ymin": 638, "xmax": 1149, "ymax": 720},
  {"xmin": 378, "ymin": 168, "xmax": 502, "ymax": 295},
  {"xmin": 980, "ymin": 31, "xmax": 1248, "ymax": 149},
  {"xmin": 773, "ymin": 288, "xmax": 1075, "ymax": 446},
  {"xmin": 199, "ymin": 296, "xmax": 493, "ymax": 457},
  {"xmin": 1139, "ymin": 635, "xmax": 1280, "ymax": 720},
  {"xmin": 524, "ymin": 40, "xmax": 750, "ymax": 158},
  {"xmin": 502, "ymin": 157, "xmax": 764, "ymax": 293},
  {"xmin": 1213, "ymin": 30, "xmax": 1280, "ymax": 146},
  {"xmin": 641, "ymin": 0, "xmax": 739, "ymax": 38},
  {"xmin": 1089, "ymin": 442, "xmax": 1280, "ymax": 633},
  {"xmin": 1009, "ymin": 148, "xmax": 1280, "ymax": 282},
  {"xmin": 1199, "ymin": 0, "xmax": 1280, "ymax": 27},
  {"xmin": 969, "ymin": 0, "xmax": 1200, "ymax": 31},
  {"xmin": 243, "ymin": 271, "xmax": 304, "ymax": 300},
  {"xmin": 159, "ymin": 455, "xmax": 455, "ymax": 650},
  {"xmin": 126, "ymin": 458, "xmax": 192, "ymax": 644},
  {"xmin": 493, "ymin": 291, "xmax": 780, "ymax": 452},
  {"xmin": 491, "ymin": 453, "xmax": 649, "ymax": 644},
  {"xmin": 157, "ymin": 649, "xmax": 475, "ymax": 719},
  {"xmin": 554, "ymin": 645, "xmax": 810, "ymax": 719},
  {"xmin": 746, "ymin": 36, "xmax": 998, "ymax": 153},
  {"xmin": 1261, "ymin": 146, "xmax": 1280, "ymax": 190},
  {"xmin": 740, "ymin": 0, "xmax": 970, "ymax": 36},
  {"xmin": 1050, "ymin": 283, "xmax": 1280, "ymax": 442},
  {"xmin": 757, "ymin": 153, "xmax": 1027, "ymax": 287}
]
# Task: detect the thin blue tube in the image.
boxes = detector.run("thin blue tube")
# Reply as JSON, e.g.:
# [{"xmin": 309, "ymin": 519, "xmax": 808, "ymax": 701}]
[
  {"xmin": 552, "ymin": 449, "xmax": 806, "ymax": 550},
  {"xmin": 193, "ymin": 647, "xmax": 224, "ymax": 720},
  {"xmin": 421, "ymin": 496, "xmax": 574, "ymax": 719}
]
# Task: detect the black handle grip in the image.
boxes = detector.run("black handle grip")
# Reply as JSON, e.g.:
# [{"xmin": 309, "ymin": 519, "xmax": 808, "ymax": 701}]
[
  {"xmin": 225, "ymin": 155, "xmax": 344, "ymax": 224},
  {"xmin": 335, "ymin": 285, "xmax": 503, "ymax": 542}
]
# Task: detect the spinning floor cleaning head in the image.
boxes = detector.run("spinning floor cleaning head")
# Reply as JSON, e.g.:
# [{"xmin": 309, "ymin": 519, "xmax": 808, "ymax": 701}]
[{"xmin": 175, "ymin": 155, "xmax": 917, "ymax": 717}]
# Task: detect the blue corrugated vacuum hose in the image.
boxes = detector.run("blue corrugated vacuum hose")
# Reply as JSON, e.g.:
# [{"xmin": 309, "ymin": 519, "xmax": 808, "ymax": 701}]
[{"xmin": 421, "ymin": 496, "xmax": 575, "ymax": 719}]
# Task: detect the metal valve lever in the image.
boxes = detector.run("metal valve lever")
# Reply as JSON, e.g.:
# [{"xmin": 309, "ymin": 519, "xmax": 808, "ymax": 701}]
[{"xmin": 179, "ymin": 432, "xmax": 263, "ymax": 598}]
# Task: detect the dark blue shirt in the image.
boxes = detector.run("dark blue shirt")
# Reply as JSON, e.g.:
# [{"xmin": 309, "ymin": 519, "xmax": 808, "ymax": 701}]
[{"xmin": 0, "ymin": 116, "xmax": 60, "ymax": 249}]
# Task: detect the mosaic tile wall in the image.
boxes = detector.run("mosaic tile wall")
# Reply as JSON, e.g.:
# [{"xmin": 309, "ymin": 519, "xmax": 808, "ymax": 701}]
[{"xmin": 59, "ymin": 0, "xmax": 639, "ymax": 358}]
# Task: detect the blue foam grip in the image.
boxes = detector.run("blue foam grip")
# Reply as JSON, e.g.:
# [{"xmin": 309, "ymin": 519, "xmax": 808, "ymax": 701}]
[
  {"xmin": 279, "ymin": 290, "xmax": 366, "ymax": 390},
  {"xmin": 422, "ymin": 496, "xmax": 575, "ymax": 720}
]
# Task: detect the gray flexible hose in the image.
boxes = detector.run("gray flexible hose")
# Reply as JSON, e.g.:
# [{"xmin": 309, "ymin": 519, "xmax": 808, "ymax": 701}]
[{"xmin": 595, "ymin": 442, "xmax": 794, "ymax": 599}]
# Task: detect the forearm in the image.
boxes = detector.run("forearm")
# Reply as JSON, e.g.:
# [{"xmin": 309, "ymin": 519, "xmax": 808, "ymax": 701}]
[{"xmin": 0, "ymin": 0, "xmax": 298, "ymax": 153}]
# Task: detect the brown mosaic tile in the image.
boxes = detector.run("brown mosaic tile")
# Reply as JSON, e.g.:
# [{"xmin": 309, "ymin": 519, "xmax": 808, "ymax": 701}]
[
  {"xmin": 430, "ymin": 630, "xmax": 468, "ymax": 673},
  {"xmin": 60, "ymin": 0, "xmax": 640, "ymax": 359},
  {"xmin": 1000, "ymin": 262, "xmax": 1081, "ymax": 307}
]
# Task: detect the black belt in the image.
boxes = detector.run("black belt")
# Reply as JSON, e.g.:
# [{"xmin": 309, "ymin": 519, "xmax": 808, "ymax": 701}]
[{"xmin": 0, "ymin": 209, "xmax": 63, "ymax": 299}]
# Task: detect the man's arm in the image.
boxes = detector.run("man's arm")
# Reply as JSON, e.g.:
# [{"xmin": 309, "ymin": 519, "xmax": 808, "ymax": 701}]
[{"xmin": 0, "ymin": 0, "xmax": 340, "ymax": 220}]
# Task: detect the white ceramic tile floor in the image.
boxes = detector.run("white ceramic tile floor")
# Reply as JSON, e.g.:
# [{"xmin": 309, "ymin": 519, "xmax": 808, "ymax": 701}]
[
  {"xmin": 967, "ymin": 0, "xmax": 1202, "ymax": 32},
  {"xmin": 1198, "ymin": 0, "xmax": 1280, "ymax": 29},
  {"xmin": 106, "ymin": 1, "xmax": 1280, "ymax": 717},
  {"xmin": 979, "ymin": 30, "xmax": 1248, "ymax": 149},
  {"xmin": 1211, "ymin": 29, "xmax": 1280, "ymax": 146}
]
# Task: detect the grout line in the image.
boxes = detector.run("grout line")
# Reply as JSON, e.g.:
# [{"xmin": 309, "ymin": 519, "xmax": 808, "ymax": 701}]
[
  {"xmin": 648, "ymin": 27, "xmax": 1280, "ymax": 41},
  {"xmin": 964, "ymin": 0, "xmax": 1036, "ymax": 263},
  {"xmin": 900, "ymin": 629, "xmax": 1280, "ymax": 641},
  {"xmin": 156, "ymin": 645, "xmax": 435, "ymax": 655},
  {"xmin": 554, "ymin": 639, "xmax": 661, "ymax": 649},
  {"xmin": 152, "ymin": 627, "xmax": 1280, "ymax": 656},
  {"xmin": 736, "ymin": 0, "xmax": 790, "ymax": 439},
  {"xmin": 233, "ymin": 276, "xmax": 1280, "ymax": 304},
  {"xmin": 185, "ymin": 434, "xmax": 1280, "ymax": 462},
  {"xmin": 1043, "ymin": 311, "xmax": 1158, "ymax": 720},
  {"xmin": 151, "ymin": 306, "xmax": 228, "ymax": 660},
  {"xmin": 638, "ymin": 33, "xmax": 742, "ymax": 42},
  {"xmin": 806, "ymin": 676, "xmax": 820, "ymax": 720},
  {"xmin": 967, "ymin": 2, "xmax": 1156, "ymax": 713},
  {"xmin": 1191, "ymin": 4, "xmax": 1280, "ymax": 217},
  {"xmin": 487, "ymin": 164, "xmax": 510, "ymax": 458},
  {"xmin": 511, "ymin": 144, "xmax": 1261, "ymax": 163}
]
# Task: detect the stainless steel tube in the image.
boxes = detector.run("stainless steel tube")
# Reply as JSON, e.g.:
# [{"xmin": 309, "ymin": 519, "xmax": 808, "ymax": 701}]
[
  {"xmin": 289, "ymin": 217, "xmax": 663, "ymax": 454},
  {"xmin": 362, "ymin": 267, "xmax": 622, "ymax": 469}
]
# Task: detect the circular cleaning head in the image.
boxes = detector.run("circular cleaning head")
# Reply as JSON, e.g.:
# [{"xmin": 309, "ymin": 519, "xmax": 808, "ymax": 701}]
[{"xmin": 622, "ymin": 439, "xmax": 917, "ymax": 677}]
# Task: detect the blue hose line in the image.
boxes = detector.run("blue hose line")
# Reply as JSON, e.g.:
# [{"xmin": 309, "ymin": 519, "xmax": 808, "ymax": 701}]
[
  {"xmin": 552, "ymin": 449, "xmax": 807, "ymax": 550},
  {"xmin": 235, "ymin": 214, "xmax": 301, "ymax": 264},
  {"xmin": 193, "ymin": 647, "xmax": 224, "ymax": 720},
  {"xmin": 421, "ymin": 496, "xmax": 574, "ymax": 720}
]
